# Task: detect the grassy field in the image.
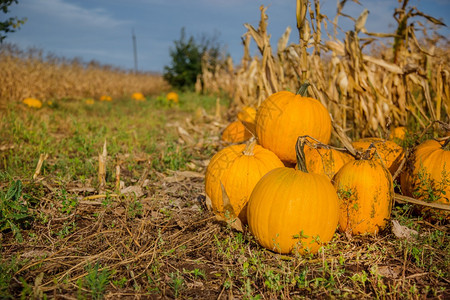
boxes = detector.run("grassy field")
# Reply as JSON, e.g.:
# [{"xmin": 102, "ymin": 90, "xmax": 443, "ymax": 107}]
[{"xmin": 1, "ymin": 94, "xmax": 448, "ymax": 299}]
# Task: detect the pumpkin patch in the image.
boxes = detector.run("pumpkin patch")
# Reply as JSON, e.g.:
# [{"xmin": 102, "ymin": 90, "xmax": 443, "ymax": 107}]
[{"xmin": 1, "ymin": 0, "xmax": 449, "ymax": 297}]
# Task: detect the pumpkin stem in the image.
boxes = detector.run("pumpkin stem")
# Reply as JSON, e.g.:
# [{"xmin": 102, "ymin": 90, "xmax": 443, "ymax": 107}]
[
  {"xmin": 243, "ymin": 139, "xmax": 257, "ymax": 156},
  {"xmin": 295, "ymin": 137, "xmax": 308, "ymax": 172},
  {"xmin": 443, "ymin": 138, "xmax": 450, "ymax": 151},
  {"xmin": 296, "ymin": 81, "xmax": 310, "ymax": 97},
  {"xmin": 359, "ymin": 143, "xmax": 377, "ymax": 160}
]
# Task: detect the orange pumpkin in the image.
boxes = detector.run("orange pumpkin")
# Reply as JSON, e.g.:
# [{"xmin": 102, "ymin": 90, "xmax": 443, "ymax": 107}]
[
  {"xmin": 333, "ymin": 151, "xmax": 394, "ymax": 235},
  {"xmin": 237, "ymin": 106, "xmax": 257, "ymax": 135},
  {"xmin": 300, "ymin": 144, "xmax": 354, "ymax": 180},
  {"xmin": 389, "ymin": 126, "xmax": 407, "ymax": 142},
  {"xmin": 255, "ymin": 90, "xmax": 331, "ymax": 163},
  {"xmin": 221, "ymin": 120, "xmax": 253, "ymax": 143},
  {"xmin": 205, "ymin": 140, "xmax": 283, "ymax": 224},
  {"xmin": 352, "ymin": 138, "xmax": 404, "ymax": 175},
  {"xmin": 401, "ymin": 139, "xmax": 450, "ymax": 208},
  {"xmin": 247, "ymin": 138, "xmax": 339, "ymax": 254}
]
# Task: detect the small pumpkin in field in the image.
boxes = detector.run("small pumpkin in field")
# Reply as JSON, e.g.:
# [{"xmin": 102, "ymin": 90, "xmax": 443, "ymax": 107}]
[
  {"xmin": 255, "ymin": 83, "xmax": 332, "ymax": 164},
  {"xmin": 132, "ymin": 92, "xmax": 145, "ymax": 101},
  {"xmin": 247, "ymin": 138, "xmax": 339, "ymax": 254},
  {"xmin": 352, "ymin": 138, "xmax": 404, "ymax": 175},
  {"xmin": 23, "ymin": 97, "xmax": 42, "ymax": 108},
  {"xmin": 237, "ymin": 106, "xmax": 257, "ymax": 135},
  {"xmin": 205, "ymin": 140, "xmax": 283, "ymax": 224},
  {"xmin": 389, "ymin": 126, "xmax": 407, "ymax": 142},
  {"xmin": 166, "ymin": 92, "xmax": 179, "ymax": 103},
  {"xmin": 300, "ymin": 144, "xmax": 354, "ymax": 180},
  {"xmin": 400, "ymin": 139, "xmax": 450, "ymax": 209},
  {"xmin": 333, "ymin": 147, "xmax": 394, "ymax": 235},
  {"xmin": 221, "ymin": 120, "xmax": 253, "ymax": 143},
  {"xmin": 100, "ymin": 95, "xmax": 112, "ymax": 102}
]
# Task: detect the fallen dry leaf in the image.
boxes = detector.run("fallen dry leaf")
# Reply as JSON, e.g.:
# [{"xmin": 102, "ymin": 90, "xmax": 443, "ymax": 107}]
[
  {"xmin": 376, "ymin": 265, "xmax": 402, "ymax": 279},
  {"xmin": 177, "ymin": 126, "xmax": 196, "ymax": 145},
  {"xmin": 121, "ymin": 185, "xmax": 144, "ymax": 198},
  {"xmin": 391, "ymin": 220, "xmax": 418, "ymax": 240}
]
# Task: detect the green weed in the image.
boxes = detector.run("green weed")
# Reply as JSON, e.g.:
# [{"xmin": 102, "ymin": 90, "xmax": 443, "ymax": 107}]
[
  {"xmin": 0, "ymin": 180, "xmax": 32, "ymax": 242},
  {"xmin": 78, "ymin": 262, "xmax": 110, "ymax": 300}
]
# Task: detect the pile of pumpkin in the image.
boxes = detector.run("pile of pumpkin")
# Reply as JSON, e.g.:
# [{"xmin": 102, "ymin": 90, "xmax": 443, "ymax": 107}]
[{"xmin": 205, "ymin": 85, "xmax": 449, "ymax": 255}]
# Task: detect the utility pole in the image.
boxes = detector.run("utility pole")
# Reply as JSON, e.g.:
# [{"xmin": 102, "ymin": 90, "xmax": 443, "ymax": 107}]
[{"xmin": 132, "ymin": 28, "xmax": 138, "ymax": 73}]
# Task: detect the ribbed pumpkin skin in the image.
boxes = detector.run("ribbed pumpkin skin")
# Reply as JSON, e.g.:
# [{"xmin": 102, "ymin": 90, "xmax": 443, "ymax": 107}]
[
  {"xmin": 400, "ymin": 140, "xmax": 450, "ymax": 206},
  {"xmin": 221, "ymin": 120, "xmax": 253, "ymax": 143},
  {"xmin": 205, "ymin": 144, "xmax": 284, "ymax": 223},
  {"xmin": 247, "ymin": 167, "xmax": 339, "ymax": 254},
  {"xmin": 352, "ymin": 138, "xmax": 404, "ymax": 175},
  {"xmin": 302, "ymin": 146, "xmax": 354, "ymax": 180},
  {"xmin": 255, "ymin": 91, "xmax": 332, "ymax": 163},
  {"xmin": 333, "ymin": 159, "xmax": 394, "ymax": 235}
]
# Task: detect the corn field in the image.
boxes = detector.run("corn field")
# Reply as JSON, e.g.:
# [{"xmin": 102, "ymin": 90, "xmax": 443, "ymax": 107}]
[
  {"xmin": 0, "ymin": 44, "xmax": 168, "ymax": 105},
  {"xmin": 197, "ymin": 0, "xmax": 449, "ymax": 139}
]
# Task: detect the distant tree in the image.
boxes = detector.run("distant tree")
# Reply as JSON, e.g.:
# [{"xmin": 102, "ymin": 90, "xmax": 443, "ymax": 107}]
[
  {"xmin": 163, "ymin": 27, "xmax": 226, "ymax": 90},
  {"xmin": 0, "ymin": 0, "xmax": 26, "ymax": 43}
]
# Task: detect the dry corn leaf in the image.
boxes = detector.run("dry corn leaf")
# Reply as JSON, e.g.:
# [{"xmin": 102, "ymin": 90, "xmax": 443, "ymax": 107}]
[
  {"xmin": 177, "ymin": 126, "xmax": 195, "ymax": 145},
  {"xmin": 214, "ymin": 183, "xmax": 243, "ymax": 232},
  {"xmin": 362, "ymin": 55, "xmax": 403, "ymax": 74}
]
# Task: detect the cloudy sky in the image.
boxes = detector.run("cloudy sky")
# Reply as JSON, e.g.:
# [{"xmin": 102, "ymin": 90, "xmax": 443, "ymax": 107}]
[{"xmin": 5, "ymin": 0, "xmax": 449, "ymax": 73}]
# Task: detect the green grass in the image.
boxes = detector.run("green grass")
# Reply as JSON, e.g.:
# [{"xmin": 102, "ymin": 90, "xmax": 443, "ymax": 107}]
[{"xmin": 0, "ymin": 93, "xmax": 448, "ymax": 299}]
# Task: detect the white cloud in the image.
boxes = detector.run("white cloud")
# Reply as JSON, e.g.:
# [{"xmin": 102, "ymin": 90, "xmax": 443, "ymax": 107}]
[{"xmin": 26, "ymin": 0, "xmax": 130, "ymax": 29}]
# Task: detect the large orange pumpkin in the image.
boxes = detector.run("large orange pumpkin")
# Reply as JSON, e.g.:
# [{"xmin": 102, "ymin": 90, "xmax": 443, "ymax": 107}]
[
  {"xmin": 400, "ymin": 139, "xmax": 450, "ymax": 207},
  {"xmin": 255, "ymin": 89, "xmax": 331, "ymax": 163},
  {"xmin": 221, "ymin": 120, "xmax": 253, "ymax": 143},
  {"xmin": 247, "ymin": 138, "xmax": 339, "ymax": 254},
  {"xmin": 301, "ymin": 144, "xmax": 354, "ymax": 180},
  {"xmin": 352, "ymin": 138, "xmax": 404, "ymax": 175},
  {"xmin": 333, "ymin": 150, "xmax": 394, "ymax": 235},
  {"xmin": 205, "ymin": 140, "xmax": 283, "ymax": 224}
]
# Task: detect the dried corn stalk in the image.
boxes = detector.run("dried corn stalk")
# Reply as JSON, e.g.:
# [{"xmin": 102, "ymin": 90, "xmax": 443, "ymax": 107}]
[{"xmin": 198, "ymin": 0, "xmax": 449, "ymax": 140}]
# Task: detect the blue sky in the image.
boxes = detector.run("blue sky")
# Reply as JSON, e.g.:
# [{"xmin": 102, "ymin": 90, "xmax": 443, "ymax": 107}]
[{"xmin": 5, "ymin": 0, "xmax": 449, "ymax": 73}]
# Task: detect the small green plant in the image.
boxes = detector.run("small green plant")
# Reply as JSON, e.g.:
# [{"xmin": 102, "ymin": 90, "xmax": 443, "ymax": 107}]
[
  {"xmin": 169, "ymin": 271, "xmax": 184, "ymax": 298},
  {"xmin": 183, "ymin": 268, "xmax": 206, "ymax": 279},
  {"xmin": 80, "ymin": 262, "xmax": 110, "ymax": 300},
  {"xmin": 56, "ymin": 221, "xmax": 76, "ymax": 239},
  {"xmin": 412, "ymin": 164, "xmax": 449, "ymax": 203},
  {"xmin": 127, "ymin": 198, "xmax": 143, "ymax": 219},
  {"xmin": 263, "ymin": 269, "xmax": 282, "ymax": 292},
  {"xmin": 156, "ymin": 142, "xmax": 192, "ymax": 171},
  {"xmin": 112, "ymin": 276, "xmax": 127, "ymax": 289},
  {"xmin": 0, "ymin": 256, "xmax": 20, "ymax": 299},
  {"xmin": 0, "ymin": 180, "xmax": 32, "ymax": 242},
  {"xmin": 58, "ymin": 189, "xmax": 78, "ymax": 214}
]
